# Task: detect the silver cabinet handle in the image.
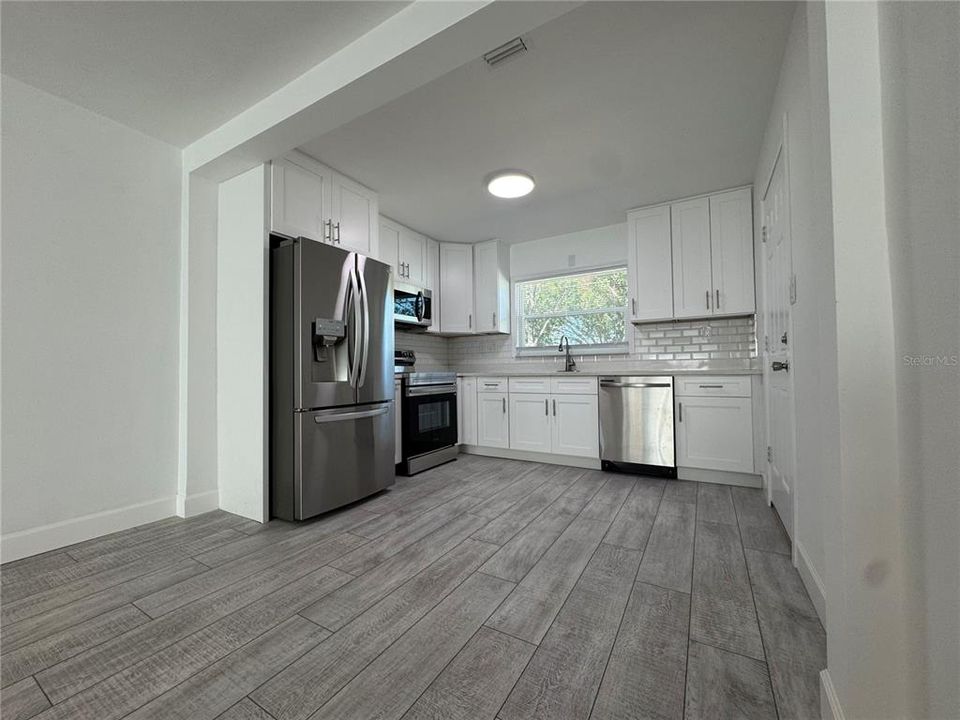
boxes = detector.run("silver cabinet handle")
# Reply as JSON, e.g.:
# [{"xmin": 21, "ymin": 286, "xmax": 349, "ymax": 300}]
[
  {"xmin": 706, "ymin": 290, "xmax": 711, "ymax": 310},
  {"xmin": 335, "ymin": 222, "xmax": 341, "ymax": 243},
  {"xmin": 678, "ymin": 402, "xmax": 683, "ymax": 422},
  {"xmin": 698, "ymin": 384, "xmax": 724, "ymax": 389},
  {"xmin": 492, "ymin": 312, "xmax": 496, "ymax": 327},
  {"xmin": 552, "ymin": 399, "xmax": 556, "ymax": 416},
  {"xmin": 324, "ymin": 219, "xmax": 332, "ymax": 242},
  {"xmin": 544, "ymin": 399, "xmax": 548, "ymax": 416},
  {"xmin": 715, "ymin": 289, "xmax": 720, "ymax": 309},
  {"xmin": 502, "ymin": 397, "xmax": 506, "ymax": 413},
  {"xmin": 468, "ymin": 314, "xmax": 472, "ymax": 329},
  {"xmin": 631, "ymin": 298, "xmax": 636, "ymax": 315}
]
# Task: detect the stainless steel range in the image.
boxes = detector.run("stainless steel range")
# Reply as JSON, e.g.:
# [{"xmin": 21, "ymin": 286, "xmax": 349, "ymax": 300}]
[{"xmin": 395, "ymin": 351, "xmax": 458, "ymax": 475}]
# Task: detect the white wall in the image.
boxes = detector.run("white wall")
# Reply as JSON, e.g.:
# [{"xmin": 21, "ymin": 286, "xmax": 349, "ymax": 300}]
[
  {"xmin": 752, "ymin": 2, "xmax": 837, "ymax": 623},
  {"xmin": 216, "ymin": 164, "xmax": 269, "ymax": 522},
  {"xmin": 878, "ymin": 2, "xmax": 960, "ymax": 716},
  {"xmin": 510, "ymin": 223, "xmax": 626, "ymax": 280},
  {"xmin": 0, "ymin": 77, "xmax": 182, "ymax": 561}
]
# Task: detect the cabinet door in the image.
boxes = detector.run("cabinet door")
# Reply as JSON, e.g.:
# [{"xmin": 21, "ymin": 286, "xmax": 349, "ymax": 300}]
[
  {"xmin": 509, "ymin": 393, "xmax": 552, "ymax": 453},
  {"xmin": 675, "ymin": 395, "xmax": 754, "ymax": 472},
  {"xmin": 379, "ymin": 219, "xmax": 401, "ymax": 277},
  {"xmin": 439, "ymin": 242, "xmax": 474, "ymax": 333},
  {"xmin": 709, "ymin": 188, "xmax": 755, "ymax": 316},
  {"xmin": 628, "ymin": 205, "xmax": 674, "ymax": 321},
  {"xmin": 331, "ymin": 172, "xmax": 377, "ymax": 256},
  {"xmin": 473, "ymin": 239, "xmax": 510, "ymax": 334},
  {"xmin": 271, "ymin": 157, "xmax": 330, "ymax": 242},
  {"xmin": 460, "ymin": 377, "xmax": 477, "ymax": 445},
  {"xmin": 671, "ymin": 197, "xmax": 713, "ymax": 318},
  {"xmin": 394, "ymin": 381, "xmax": 402, "ymax": 464},
  {"xmin": 399, "ymin": 229, "xmax": 426, "ymax": 285},
  {"xmin": 551, "ymin": 394, "xmax": 599, "ymax": 458},
  {"xmin": 477, "ymin": 392, "xmax": 509, "ymax": 448},
  {"xmin": 425, "ymin": 237, "xmax": 441, "ymax": 334}
]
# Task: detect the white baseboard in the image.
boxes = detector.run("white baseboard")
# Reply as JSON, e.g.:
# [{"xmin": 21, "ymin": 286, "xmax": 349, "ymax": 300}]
[
  {"xmin": 820, "ymin": 669, "xmax": 845, "ymax": 720},
  {"xmin": 796, "ymin": 539, "xmax": 828, "ymax": 625},
  {"xmin": 460, "ymin": 445, "xmax": 601, "ymax": 470},
  {"xmin": 176, "ymin": 489, "xmax": 220, "ymax": 518},
  {"xmin": 0, "ymin": 496, "xmax": 177, "ymax": 563},
  {"xmin": 677, "ymin": 466, "xmax": 763, "ymax": 488}
]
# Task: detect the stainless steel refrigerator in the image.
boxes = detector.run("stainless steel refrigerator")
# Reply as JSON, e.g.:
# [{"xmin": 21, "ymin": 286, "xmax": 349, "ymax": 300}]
[{"xmin": 270, "ymin": 234, "xmax": 395, "ymax": 521}]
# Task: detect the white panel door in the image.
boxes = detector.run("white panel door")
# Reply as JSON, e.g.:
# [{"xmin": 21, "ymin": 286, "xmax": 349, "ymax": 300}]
[
  {"xmin": 551, "ymin": 394, "xmax": 599, "ymax": 458},
  {"xmin": 331, "ymin": 173, "xmax": 377, "ymax": 256},
  {"xmin": 628, "ymin": 205, "xmax": 674, "ymax": 321},
  {"xmin": 509, "ymin": 393, "xmax": 552, "ymax": 453},
  {"xmin": 271, "ymin": 157, "xmax": 329, "ymax": 242},
  {"xmin": 424, "ymin": 237, "xmax": 440, "ymax": 334},
  {"xmin": 762, "ymin": 148, "xmax": 796, "ymax": 540},
  {"xmin": 671, "ymin": 197, "xmax": 713, "ymax": 318},
  {"xmin": 379, "ymin": 219, "xmax": 400, "ymax": 277},
  {"xmin": 675, "ymin": 395, "xmax": 754, "ymax": 472},
  {"xmin": 710, "ymin": 187, "xmax": 755, "ymax": 315},
  {"xmin": 460, "ymin": 377, "xmax": 477, "ymax": 445},
  {"xmin": 439, "ymin": 243, "xmax": 474, "ymax": 333},
  {"xmin": 399, "ymin": 229, "xmax": 426, "ymax": 285},
  {"xmin": 394, "ymin": 381, "xmax": 402, "ymax": 464},
  {"xmin": 477, "ymin": 392, "xmax": 509, "ymax": 448}
]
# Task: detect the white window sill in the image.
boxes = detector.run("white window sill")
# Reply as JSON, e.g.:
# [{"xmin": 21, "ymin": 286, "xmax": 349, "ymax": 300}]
[{"xmin": 514, "ymin": 344, "xmax": 629, "ymax": 359}]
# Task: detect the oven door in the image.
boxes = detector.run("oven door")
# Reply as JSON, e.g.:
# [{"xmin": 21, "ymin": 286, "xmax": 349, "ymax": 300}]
[
  {"xmin": 394, "ymin": 284, "xmax": 432, "ymax": 328},
  {"xmin": 402, "ymin": 384, "xmax": 457, "ymax": 459}
]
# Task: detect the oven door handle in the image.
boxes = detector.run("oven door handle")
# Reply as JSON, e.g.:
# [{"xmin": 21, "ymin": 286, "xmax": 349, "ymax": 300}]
[{"xmin": 405, "ymin": 385, "xmax": 457, "ymax": 397}]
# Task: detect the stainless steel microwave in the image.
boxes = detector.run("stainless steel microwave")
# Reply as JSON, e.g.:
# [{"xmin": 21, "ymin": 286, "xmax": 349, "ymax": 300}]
[{"xmin": 394, "ymin": 282, "xmax": 433, "ymax": 328}]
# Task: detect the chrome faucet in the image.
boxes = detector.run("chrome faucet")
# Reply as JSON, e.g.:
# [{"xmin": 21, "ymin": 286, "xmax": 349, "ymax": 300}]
[{"xmin": 558, "ymin": 335, "xmax": 577, "ymax": 372}]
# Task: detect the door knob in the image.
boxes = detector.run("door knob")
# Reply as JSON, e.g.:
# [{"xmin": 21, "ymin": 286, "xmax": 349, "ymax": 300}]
[{"xmin": 772, "ymin": 360, "xmax": 790, "ymax": 372}]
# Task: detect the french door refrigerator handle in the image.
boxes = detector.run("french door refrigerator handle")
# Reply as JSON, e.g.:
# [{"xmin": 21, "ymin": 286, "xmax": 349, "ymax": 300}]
[
  {"xmin": 313, "ymin": 404, "xmax": 389, "ymax": 423},
  {"xmin": 356, "ymin": 260, "xmax": 371, "ymax": 387},
  {"xmin": 348, "ymin": 262, "xmax": 362, "ymax": 388}
]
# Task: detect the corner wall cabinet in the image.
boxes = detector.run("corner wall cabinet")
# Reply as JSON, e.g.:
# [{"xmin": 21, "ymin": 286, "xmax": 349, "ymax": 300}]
[
  {"xmin": 473, "ymin": 239, "xmax": 510, "ymax": 334},
  {"xmin": 270, "ymin": 152, "xmax": 378, "ymax": 257},
  {"xmin": 439, "ymin": 243, "xmax": 474, "ymax": 333},
  {"xmin": 627, "ymin": 186, "xmax": 754, "ymax": 322}
]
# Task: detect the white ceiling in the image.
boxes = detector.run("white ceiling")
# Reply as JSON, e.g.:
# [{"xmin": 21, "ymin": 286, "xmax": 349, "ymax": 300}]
[
  {"xmin": 300, "ymin": 1, "xmax": 795, "ymax": 244},
  {"xmin": 1, "ymin": 1, "xmax": 408, "ymax": 148}
]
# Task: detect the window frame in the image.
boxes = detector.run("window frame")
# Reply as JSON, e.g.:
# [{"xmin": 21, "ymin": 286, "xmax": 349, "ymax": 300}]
[{"xmin": 513, "ymin": 264, "xmax": 631, "ymax": 357}]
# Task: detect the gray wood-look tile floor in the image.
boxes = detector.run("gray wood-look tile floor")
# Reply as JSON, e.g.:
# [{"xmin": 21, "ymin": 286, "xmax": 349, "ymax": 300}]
[{"xmin": 0, "ymin": 456, "xmax": 826, "ymax": 720}]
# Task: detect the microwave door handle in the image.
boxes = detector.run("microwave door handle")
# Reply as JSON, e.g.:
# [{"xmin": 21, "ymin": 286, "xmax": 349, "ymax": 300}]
[{"xmin": 357, "ymin": 261, "xmax": 371, "ymax": 387}]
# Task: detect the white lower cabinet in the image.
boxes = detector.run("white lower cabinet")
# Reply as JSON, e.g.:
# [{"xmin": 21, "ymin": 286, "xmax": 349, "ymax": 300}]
[
  {"xmin": 509, "ymin": 394, "xmax": 552, "ymax": 453},
  {"xmin": 675, "ymin": 395, "xmax": 753, "ymax": 473},
  {"xmin": 394, "ymin": 380, "xmax": 402, "ymax": 465},
  {"xmin": 477, "ymin": 392, "xmax": 509, "ymax": 449},
  {"xmin": 551, "ymin": 394, "xmax": 600, "ymax": 458},
  {"xmin": 505, "ymin": 388, "xmax": 599, "ymax": 459},
  {"xmin": 459, "ymin": 377, "xmax": 477, "ymax": 445}
]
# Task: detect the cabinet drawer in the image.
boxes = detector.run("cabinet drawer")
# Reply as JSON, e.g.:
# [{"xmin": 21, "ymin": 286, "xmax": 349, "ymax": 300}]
[
  {"xmin": 675, "ymin": 375, "xmax": 751, "ymax": 398},
  {"xmin": 550, "ymin": 376, "xmax": 598, "ymax": 395},
  {"xmin": 508, "ymin": 377, "xmax": 551, "ymax": 394},
  {"xmin": 477, "ymin": 377, "xmax": 508, "ymax": 393}
]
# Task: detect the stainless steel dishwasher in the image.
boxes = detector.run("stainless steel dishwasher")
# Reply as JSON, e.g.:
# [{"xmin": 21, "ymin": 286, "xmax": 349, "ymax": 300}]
[{"xmin": 599, "ymin": 376, "xmax": 676, "ymax": 477}]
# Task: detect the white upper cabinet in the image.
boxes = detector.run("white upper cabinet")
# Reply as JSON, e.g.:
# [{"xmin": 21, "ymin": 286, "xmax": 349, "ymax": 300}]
[
  {"xmin": 671, "ymin": 197, "xmax": 713, "ymax": 319},
  {"xmin": 473, "ymin": 239, "xmax": 510, "ymax": 335},
  {"xmin": 271, "ymin": 155, "xmax": 330, "ymax": 242},
  {"xmin": 439, "ymin": 242, "xmax": 474, "ymax": 333},
  {"xmin": 330, "ymin": 171, "xmax": 378, "ymax": 256},
  {"xmin": 398, "ymin": 228, "xmax": 426, "ymax": 285},
  {"xmin": 709, "ymin": 188, "xmax": 755, "ymax": 316},
  {"xmin": 628, "ymin": 186, "xmax": 755, "ymax": 323},
  {"xmin": 425, "ymin": 237, "xmax": 440, "ymax": 334},
  {"xmin": 627, "ymin": 205, "xmax": 674, "ymax": 322},
  {"xmin": 378, "ymin": 219, "xmax": 400, "ymax": 277},
  {"xmin": 271, "ymin": 152, "xmax": 378, "ymax": 257}
]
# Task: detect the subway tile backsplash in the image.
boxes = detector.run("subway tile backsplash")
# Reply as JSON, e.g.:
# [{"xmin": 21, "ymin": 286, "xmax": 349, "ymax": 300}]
[{"xmin": 397, "ymin": 316, "xmax": 757, "ymax": 373}]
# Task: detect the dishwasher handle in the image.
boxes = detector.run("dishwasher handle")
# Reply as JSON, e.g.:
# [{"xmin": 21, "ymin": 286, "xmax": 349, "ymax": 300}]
[{"xmin": 600, "ymin": 380, "xmax": 672, "ymax": 388}]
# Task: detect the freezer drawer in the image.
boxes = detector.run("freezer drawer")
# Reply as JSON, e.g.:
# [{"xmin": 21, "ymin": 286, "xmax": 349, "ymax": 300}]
[
  {"xmin": 599, "ymin": 376, "xmax": 675, "ymax": 473},
  {"xmin": 284, "ymin": 402, "xmax": 395, "ymax": 521}
]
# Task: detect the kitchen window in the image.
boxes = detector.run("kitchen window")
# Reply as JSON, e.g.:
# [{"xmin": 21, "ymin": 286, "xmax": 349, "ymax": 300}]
[{"xmin": 515, "ymin": 267, "xmax": 629, "ymax": 353}]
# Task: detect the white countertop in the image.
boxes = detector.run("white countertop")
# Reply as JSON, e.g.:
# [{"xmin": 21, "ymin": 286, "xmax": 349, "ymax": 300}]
[{"xmin": 455, "ymin": 366, "xmax": 760, "ymax": 377}]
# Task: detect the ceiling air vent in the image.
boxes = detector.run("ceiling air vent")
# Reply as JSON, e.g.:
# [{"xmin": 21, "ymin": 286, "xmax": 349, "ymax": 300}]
[{"xmin": 483, "ymin": 37, "xmax": 528, "ymax": 67}]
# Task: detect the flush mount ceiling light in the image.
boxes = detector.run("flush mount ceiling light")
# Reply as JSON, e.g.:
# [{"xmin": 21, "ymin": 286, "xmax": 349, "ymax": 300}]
[{"xmin": 486, "ymin": 171, "xmax": 535, "ymax": 199}]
